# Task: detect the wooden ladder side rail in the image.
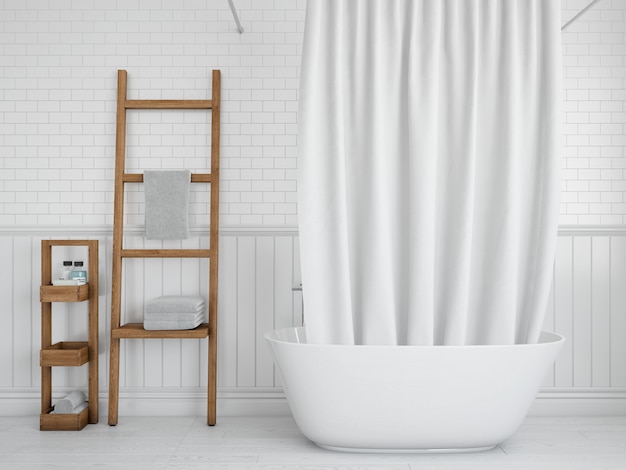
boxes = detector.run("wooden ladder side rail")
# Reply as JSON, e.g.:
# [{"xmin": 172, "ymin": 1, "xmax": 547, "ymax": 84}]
[
  {"xmin": 208, "ymin": 69, "xmax": 221, "ymax": 427},
  {"xmin": 108, "ymin": 69, "xmax": 221, "ymax": 427},
  {"xmin": 108, "ymin": 69, "xmax": 127, "ymax": 427}
]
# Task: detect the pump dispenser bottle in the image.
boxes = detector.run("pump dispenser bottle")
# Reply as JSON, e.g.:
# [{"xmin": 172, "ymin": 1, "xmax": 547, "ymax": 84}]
[{"xmin": 70, "ymin": 261, "xmax": 88, "ymax": 285}]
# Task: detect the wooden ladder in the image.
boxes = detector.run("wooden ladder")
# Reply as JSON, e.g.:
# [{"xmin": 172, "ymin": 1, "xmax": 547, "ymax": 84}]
[{"xmin": 108, "ymin": 69, "xmax": 221, "ymax": 426}]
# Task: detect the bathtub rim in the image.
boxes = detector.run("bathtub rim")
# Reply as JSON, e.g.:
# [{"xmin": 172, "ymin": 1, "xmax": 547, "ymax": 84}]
[{"xmin": 265, "ymin": 326, "xmax": 566, "ymax": 349}]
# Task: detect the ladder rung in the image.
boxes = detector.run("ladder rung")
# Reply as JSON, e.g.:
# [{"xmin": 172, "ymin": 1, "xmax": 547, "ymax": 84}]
[
  {"xmin": 125, "ymin": 100, "xmax": 213, "ymax": 109},
  {"xmin": 123, "ymin": 173, "xmax": 211, "ymax": 183},
  {"xmin": 121, "ymin": 249, "xmax": 210, "ymax": 258},
  {"xmin": 112, "ymin": 323, "xmax": 209, "ymax": 339}
]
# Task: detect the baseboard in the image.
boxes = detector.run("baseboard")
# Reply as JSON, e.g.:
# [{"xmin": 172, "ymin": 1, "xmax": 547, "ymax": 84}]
[
  {"xmin": 114, "ymin": 387, "xmax": 292, "ymax": 418},
  {"xmin": 2, "ymin": 388, "xmax": 626, "ymax": 418},
  {"xmin": 531, "ymin": 388, "xmax": 626, "ymax": 416},
  {"xmin": 0, "ymin": 387, "xmax": 291, "ymax": 418}
]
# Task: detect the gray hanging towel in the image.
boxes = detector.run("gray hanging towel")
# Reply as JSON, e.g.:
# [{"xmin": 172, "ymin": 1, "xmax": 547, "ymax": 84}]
[{"xmin": 144, "ymin": 170, "xmax": 191, "ymax": 239}]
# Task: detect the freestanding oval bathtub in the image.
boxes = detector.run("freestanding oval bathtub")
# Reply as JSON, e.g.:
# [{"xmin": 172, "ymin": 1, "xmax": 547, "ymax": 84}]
[{"xmin": 265, "ymin": 327, "xmax": 564, "ymax": 453}]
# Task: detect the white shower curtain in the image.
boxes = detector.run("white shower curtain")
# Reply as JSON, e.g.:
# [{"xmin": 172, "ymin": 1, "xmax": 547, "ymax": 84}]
[{"xmin": 297, "ymin": 0, "xmax": 562, "ymax": 346}]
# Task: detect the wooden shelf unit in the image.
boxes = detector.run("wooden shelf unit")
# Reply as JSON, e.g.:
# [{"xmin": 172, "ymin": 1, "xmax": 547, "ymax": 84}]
[
  {"xmin": 40, "ymin": 240, "xmax": 99, "ymax": 431},
  {"xmin": 108, "ymin": 69, "xmax": 221, "ymax": 427},
  {"xmin": 40, "ymin": 406, "xmax": 89, "ymax": 432}
]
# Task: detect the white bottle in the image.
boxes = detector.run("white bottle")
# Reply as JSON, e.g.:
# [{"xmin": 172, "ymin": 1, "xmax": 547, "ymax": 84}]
[{"xmin": 60, "ymin": 261, "xmax": 73, "ymax": 280}]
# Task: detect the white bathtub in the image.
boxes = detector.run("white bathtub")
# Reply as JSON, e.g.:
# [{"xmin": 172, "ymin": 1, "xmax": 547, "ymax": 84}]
[{"xmin": 265, "ymin": 327, "xmax": 564, "ymax": 453}]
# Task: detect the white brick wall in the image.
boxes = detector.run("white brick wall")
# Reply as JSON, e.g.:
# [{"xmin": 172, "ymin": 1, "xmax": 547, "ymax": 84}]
[
  {"xmin": 0, "ymin": 0, "xmax": 624, "ymax": 227},
  {"xmin": 0, "ymin": 0, "xmax": 304, "ymax": 227},
  {"xmin": 561, "ymin": 0, "xmax": 626, "ymax": 225}
]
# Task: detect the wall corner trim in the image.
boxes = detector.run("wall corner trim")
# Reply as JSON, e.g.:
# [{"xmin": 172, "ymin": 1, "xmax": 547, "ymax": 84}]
[{"xmin": 1, "ymin": 224, "xmax": 625, "ymax": 237}]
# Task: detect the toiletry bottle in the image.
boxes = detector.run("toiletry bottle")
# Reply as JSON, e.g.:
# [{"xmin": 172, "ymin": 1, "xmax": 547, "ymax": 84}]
[
  {"xmin": 60, "ymin": 261, "xmax": 73, "ymax": 280},
  {"xmin": 70, "ymin": 261, "xmax": 88, "ymax": 285}
]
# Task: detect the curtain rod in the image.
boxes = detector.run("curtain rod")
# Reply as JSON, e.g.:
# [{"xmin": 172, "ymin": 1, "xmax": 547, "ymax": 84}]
[
  {"xmin": 227, "ymin": 0, "xmax": 244, "ymax": 34},
  {"xmin": 227, "ymin": 0, "xmax": 599, "ymax": 35},
  {"xmin": 561, "ymin": 0, "xmax": 602, "ymax": 31}
]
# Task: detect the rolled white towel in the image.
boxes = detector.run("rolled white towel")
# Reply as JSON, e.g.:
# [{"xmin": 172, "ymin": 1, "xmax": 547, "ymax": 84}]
[
  {"xmin": 51, "ymin": 401, "xmax": 88, "ymax": 415},
  {"xmin": 53, "ymin": 390, "xmax": 86, "ymax": 414}
]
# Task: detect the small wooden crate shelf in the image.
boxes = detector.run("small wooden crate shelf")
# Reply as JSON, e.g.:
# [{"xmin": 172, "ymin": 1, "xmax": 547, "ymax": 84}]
[
  {"xmin": 40, "ymin": 342, "xmax": 89, "ymax": 367},
  {"xmin": 40, "ymin": 407, "xmax": 89, "ymax": 432},
  {"xmin": 40, "ymin": 284, "xmax": 89, "ymax": 303},
  {"xmin": 40, "ymin": 240, "xmax": 98, "ymax": 431}
]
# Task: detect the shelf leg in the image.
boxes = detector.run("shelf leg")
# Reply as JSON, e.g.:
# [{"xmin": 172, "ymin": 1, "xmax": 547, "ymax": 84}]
[
  {"xmin": 88, "ymin": 240, "xmax": 99, "ymax": 424},
  {"xmin": 41, "ymin": 366, "xmax": 52, "ymax": 417},
  {"xmin": 108, "ymin": 338, "xmax": 120, "ymax": 426},
  {"xmin": 208, "ymin": 334, "xmax": 217, "ymax": 426}
]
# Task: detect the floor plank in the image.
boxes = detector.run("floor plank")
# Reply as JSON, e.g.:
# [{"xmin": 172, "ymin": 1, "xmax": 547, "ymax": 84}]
[{"xmin": 1, "ymin": 416, "xmax": 626, "ymax": 469}]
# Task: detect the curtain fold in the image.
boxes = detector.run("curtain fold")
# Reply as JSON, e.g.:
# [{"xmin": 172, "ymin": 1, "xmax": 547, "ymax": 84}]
[{"xmin": 298, "ymin": 0, "xmax": 562, "ymax": 345}]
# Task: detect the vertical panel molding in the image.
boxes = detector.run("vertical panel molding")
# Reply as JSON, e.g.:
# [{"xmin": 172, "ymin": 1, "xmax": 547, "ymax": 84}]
[{"xmin": 0, "ymin": 227, "xmax": 625, "ymax": 416}]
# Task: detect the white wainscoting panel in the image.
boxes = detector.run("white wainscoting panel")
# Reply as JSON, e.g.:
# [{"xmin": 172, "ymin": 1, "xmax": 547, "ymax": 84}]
[
  {"xmin": 109, "ymin": 232, "xmax": 301, "ymax": 391},
  {"xmin": 0, "ymin": 228, "xmax": 625, "ymax": 416},
  {"xmin": 541, "ymin": 235, "xmax": 626, "ymax": 392}
]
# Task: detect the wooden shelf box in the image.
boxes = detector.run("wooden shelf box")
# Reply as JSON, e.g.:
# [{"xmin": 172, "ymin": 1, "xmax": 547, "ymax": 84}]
[
  {"xmin": 40, "ymin": 342, "xmax": 89, "ymax": 367},
  {"xmin": 40, "ymin": 407, "xmax": 89, "ymax": 432},
  {"xmin": 40, "ymin": 284, "xmax": 89, "ymax": 303}
]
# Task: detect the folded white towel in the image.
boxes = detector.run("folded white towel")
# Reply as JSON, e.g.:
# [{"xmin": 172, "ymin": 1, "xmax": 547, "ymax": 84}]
[
  {"xmin": 145, "ymin": 296, "xmax": 205, "ymax": 314},
  {"xmin": 144, "ymin": 317, "xmax": 205, "ymax": 330},
  {"xmin": 52, "ymin": 391, "xmax": 86, "ymax": 414},
  {"xmin": 144, "ymin": 311, "xmax": 206, "ymax": 321}
]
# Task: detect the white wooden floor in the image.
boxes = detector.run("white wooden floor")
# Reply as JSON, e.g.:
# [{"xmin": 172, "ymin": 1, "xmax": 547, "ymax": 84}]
[{"xmin": 1, "ymin": 415, "xmax": 625, "ymax": 469}]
